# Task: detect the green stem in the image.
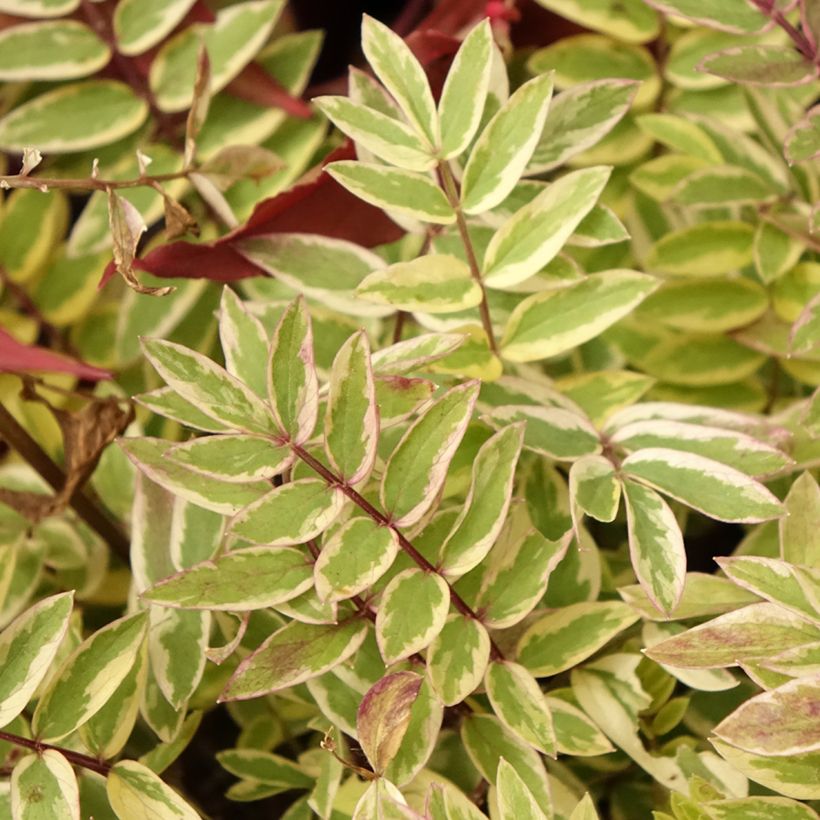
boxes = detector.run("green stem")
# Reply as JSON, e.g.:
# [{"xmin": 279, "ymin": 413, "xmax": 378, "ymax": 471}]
[{"xmin": 438, "ymin": 162, "xmax": 500, "ymax": 356}]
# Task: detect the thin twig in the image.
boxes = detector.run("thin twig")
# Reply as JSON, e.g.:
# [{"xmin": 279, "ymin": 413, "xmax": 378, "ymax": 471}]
[
  {"xmin": 0, "ymin": 729, "xmax": 110, "ymax": 776},
  {"xmin": 748, "ymin": 0, "xmax": 816, "ymax": 61},
  {"xmin": 0, "ymin": 170, "xmax": 192, "ymax": 194},
  {"xmin": 437, "ymin": 162, "xmax": 500, "ymax": 355},
  {"xmin": 0, "ymin": 404, "xmax": 131, "ymax": 565},
  {"xmin": 292, "ymin": 444, "xmax": 505, "ymax": 661}
]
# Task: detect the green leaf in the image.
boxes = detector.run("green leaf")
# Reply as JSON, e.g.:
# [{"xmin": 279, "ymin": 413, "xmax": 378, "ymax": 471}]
[
  {"xmin": 326, "ymin": 161, "xmax": 455, "ymax": 224},
  {"xmin": 438, "ymin": 19, "xmax": 493, "ymax": 159},
  {"xmin": 707, "ymin": 797, "xmax": 820, "ymax": 819},
  {"xmin": 621, "ymin": 448, "xmax": 783, "ymax": 523},
  {"xmin": 0, "ymin": 591, "xmax": 73, "ymax": 729},
  {"xmin": 32, "ymin": 611, "xmax": 148, "ymax": 742},
  {"xmin": 167, "ymin": 435, "xmax": 292, "ymax": 482},
  {"xmin": 120, "ymin": 438, "xmax": 269, "ymax": 515},
  {"xmin": 712, "ymin": 739, "xmax": 820, "ymax": 800},
  {"xmin": 0, "ymin": 80, "xmax": 148, "ymax": 153},
  {"xmin": 529, "ymin": 0, "xmax": 659, "ymax": 43},
  {"xmin": 218, "ymin": 287, "xmax": 269, "ymax": 399},
  {"xmin": 700, "ymin": 45, "xmax": 817, "ymax": 87},
  {"xmin": 483, "ymin": 167, "xmax": 610, "ymax": 289},
  {"xmin": 636, "ymin": 278, "xmax": 768, "ymax": 333},
  {"xmin": 113, "ymin": 0, "xmax": 196, "ymax": 56},
  {"xmin": 569, "ymin": 204, "xmax": 629, "ymax": 248},
  {"xmin": 611, "ymin": 420, "xmax": 790, "ymax": 476},
  {"xmin": 716, "ymin": 556, "xmax": 820, "ymax": 624},
  {"xmin": 314, "ymin": 96, "xmax": 435, "ymax": 171},
  {"xmin": 495, "ymin": 758, "xmax": 549, "ymax": 820},
  {"xmin": 461, "ymin": 714, "xmax": 552, "ymax": 810},
  {"xmin": 361, "ymin": 14, "xmax": 438, "ymax": 147},
  {"xmin": 556, "ymin": 370, "xmax": 654, "ymax": 426},
  {"xmin": 357, "ymin": 671, "xmax": 423, "ymax": 774},
  {"xmin": 486, "ymin": 661, "xmax": 556, "ymax": 756},
  {"xmin": 646, "ymin": 221, "xmax": 754, "ymax": 277},
  {"xmin": 222, "ymin": 618, "xmax": 368, "ymax": 700},
  {"xmin": 641, "ymin": 0, "xmax": 767, "ymax": 33},
  {"xmin": 0, "ymin": 0, "xmax": 78, "ymax": 16},
  {"xmin": 646, "ymin": 602, "xmax": 820, "ymax": 669},
  {"xmin": 623, "ymin": 480, "xmax": 686, "ymax": 616},
  {"xmin": 268, "ymin": 298, "xmax": 318, "ymax": 445},
  {"xmin": 143, "ymin": 546, "xmax": 313, "ymax": 611},
  {"xmin": 217, "ymin": 748, "xmax": 312, "ymax": 788},
  {"xmin": 377, "ymin": 569, "xmax": 450, "ymax": 664},
  {"xmin": 517, "ymin": 601, "xmax": 640, "ymax": 676},
  {"xmin": 427, "ymin": 614, "xmax": 490, "ymax": 706},
  {"xmin": 501, "ymin": 270, "xmax": 657, "ymax": 362},
  {"xmin": 461, "ymin": 73, "xmax": 555, "ymax": 215},
  {"xmin": 527, "ymin": 80, "xmax": 637, "ymax": 174},
  {"xmin": 484, "ymin": 405, "xmax": 600, "ymax": 461},
  {"xmin": 149, "ymin": 0, "xmax": 284, "ymax": 112},
  {"xmin": 353, "ymin": 779, "xmax": 416, "ymax": 818},
  {"xmin": 785, "ymin": 105, "xmax": 820, "ymax": 164},
  {"xmin": 142, "ymin": 339, "xmax": 277, "ymax": 435},
  {"xmin": 325, "ymin": 332, "xmax": 378, "ymax": 484},
  {"xmin": 314, "ymin": 516, "xmax": 399, "ymax": 603},
  {"xmin": 635, "ymin": 112, "xmax": 723, "ymax": 161},
  {"xmin": 381, "ymin": 382, "xmax": 478, "ymax": 526},
  {"xmin": 357, "ymin": 255, "xmax": 482, "ymax": 314},
  {"xmin": 791, "ymin": 294, "xmax": 820, "ymax": 356},
  {"xmin": 107, "ymin": 760, "xmax": 199, "ymax": 820},
  {"xmin": 439, "ymin": 424, "xmax": 524, "ymax": 577},
  {"xmin": 569, "ymin": 794, "xmax": 599, "ymax": 820},
  {"xmin": 0, "ymin": 20, "xmax": 109, "ymax": 80},
  {"xmin": 229, "ymin": 479, "xmax": 344, "ymax": 546},
  {"xmin": 371, "ymin": 333, "xmax": 466, "ymax": 375},
  {"xmin": 473, "ymin": 512, "xmax": 570, "ymax": 629},
  {"xmin": 781, "ymin": 472, "xmax": 820, "ymax": 568},
  {"xmin": 714, "ymin": 675, "xmax": 820, "ymax": 756},
  {"xmin": 629, "ymin": 154, "xmax": 709, "ymax": 202},
  {"xmin": 11, "ymin": 751, "xmax": 79, "ymax": 820},
  {"xmin": 672, "ymin": 165, "xmax": 777, "ymax": 207},
  {"xmin": 569, "ymin": 455, "xmax": 620, "ymax": 523}
]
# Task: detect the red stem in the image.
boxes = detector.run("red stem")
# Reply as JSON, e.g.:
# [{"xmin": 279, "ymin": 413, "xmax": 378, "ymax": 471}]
[{"xmin": 0, "ymin": 730, "xmax": 110, "ymax": 777}]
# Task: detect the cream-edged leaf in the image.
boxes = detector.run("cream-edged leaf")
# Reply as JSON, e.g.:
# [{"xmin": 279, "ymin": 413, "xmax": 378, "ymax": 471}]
[
  {"xmin": 427, "ymin": 614, "xmax": 490, "ymax": 706},
  {"xmin": 107, "ymin": 760, "xmax": 199, "ymax": 819},
  {"xmin": 11, "ymin": 751, "xmax": 79, "ymax": 820}
]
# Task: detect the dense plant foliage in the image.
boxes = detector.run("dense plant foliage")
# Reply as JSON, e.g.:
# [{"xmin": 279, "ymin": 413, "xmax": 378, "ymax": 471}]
[{"xmin": 0, "ymin": 0, "xmax": 819, "ymax": 817}]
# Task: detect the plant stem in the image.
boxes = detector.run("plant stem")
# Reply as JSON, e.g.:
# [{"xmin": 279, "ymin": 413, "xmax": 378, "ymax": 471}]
[
  {"xmin": 437, "ymin": 162, "xmax": 500, "ymax": 356},
  {"xmin": 0, "ymin": 404, "xmax": 131, "ymax": 565},
  {"xmin": 291, "ymin": 444, "xmax": 505, "ymax": 661},
  {"xmin": 0, "ymin": 170, "xmax": 191, "ymax": 194},
  {"xmin": 748, "ymin": 0, "xmax": 816, "ymax": 61},
  {"xmin": 0, "ymin": 729, "xmax": 110, "ymax": 776}
]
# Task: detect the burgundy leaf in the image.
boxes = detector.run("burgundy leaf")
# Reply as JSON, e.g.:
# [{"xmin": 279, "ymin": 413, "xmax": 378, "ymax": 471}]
[{"xmin": 0, "ymin": 330, "xmax": 110, "ymax": 381}]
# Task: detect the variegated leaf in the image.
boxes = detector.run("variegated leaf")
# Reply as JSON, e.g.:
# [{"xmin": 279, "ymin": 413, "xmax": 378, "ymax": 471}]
[
  {"xmin": 623, "ymin": 479, "xmax": 686, "ymax": 616},
  {"xmin": 0, "ymin": 591, "xmax": 73, "ymax": 729},
  {"xmin": 371, "ymin": 333, "xmax": 466, "ymax": 375},
  {"xmin": 483, "ymin": 167, "xmax": 610, "ymax": 289},
  {"xmin": 314, "ymin": 517, "xmax": 399, "ymax": 603},
  {"xmin": 11, "ymin": 750, "xmax": 79, "ymax": 820},
  {"xmin": 381, "ymin": 382, "xmax": 478, "ymax": 527},
  {"xmin": 461, "ymin": 73, "xmax": 554, "ymax": 215},
  {"xmin": 32, "ymin": 611, "xmax": 148, "ymax": 742},
  {"xmin": 622, "ymin": 448, "xmax": 783, "ymax": 523},
  {"xmin": 569, "ymin": 455, "xmax": 620, "ymax": 523},
  {"xmin": 269, "ymin": 298, "xmax": 318, "ymax": 445},
  {"xmin": 141, "ymin": 338, "xmax": 276, "ymax": 434},
  {"xmin": 438, "ymin": 19, "xmax": 493, "ymax": 159},
  {"xmin": 781, "ymin": 473, "xmax": 820, "ymax": 568},
  {"xmin": 143, "ymin": 546, "xmax": 313, "ymax": 610},
  {"xmin": 361, "ymin": 14, "xmax": 438, "ymax": 146},
  {"xmin": 217, "ymin": 748, "xmax": 313, "ymax": 788},
  {"xmin": 427, "ymin": 614, "xmax": 490, "ymax": 706},
  {"xmin": 218, "ymin": 286, "xmax": 269, "ymax": 399},
  {"xmin": 325, "ymin": 331, "xmax": 378, "ymax": 485},
  {"xmin": 546, "ymin": 693, "xmax": 614, "ymax": 756},
  {"xmin": 439, "ymin": 424, "xmax": 524, "ymax": 577},
  {"xmin": 107, "ymin": 760, "xmax": 199, "ymax": 819},
  {"xmin": 357, "ymin": 671, "xmax": 423, "ymax": 774},
  {"xmin": 229, "ymin": 479, "xmax": 344, "ymax": 546},
  {"xmin": 221, "ymin": 618, "xmax": 369, "ymax": 700},
  {"xmin": 486, "ymin": 661, "xmax": 556, "ymax": 756},
  {"xmin": 517, "ymin": 601, "xmax": 640, "ymax": 676},
  {"xmin": 376, "ymin": 569, "xmax": 450, "ymax": 664},
  {"xmin": 495, "ymin": 758, "xmax": 549, "ymax": 820},
  {"xmin": 166, "ymin": 435, "xmax": 292, "ymax": 483}
]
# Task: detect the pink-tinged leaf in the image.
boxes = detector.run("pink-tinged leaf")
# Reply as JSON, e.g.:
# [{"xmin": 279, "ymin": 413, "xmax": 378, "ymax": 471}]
[
  {"xmin": 0, "ymin": 330, "xmax": 110, "ymax": 380},
  {"xmin": 714, "ymin": 674, "xmax": 820, "ymax": 756},
  {"xmin": 100, "ymin": 143, "xmax": 404, "ymax": 286},
  {"xmin": 357, "ymin": 671, "xmax": 424, "ymax": 774},
  {"xmin": 698, "ymin": 45, "xmax": 818, "ymax": 87},
  {"xmin": 223, "ymin": 61, "xmax": 312, "ymax": 119}
]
